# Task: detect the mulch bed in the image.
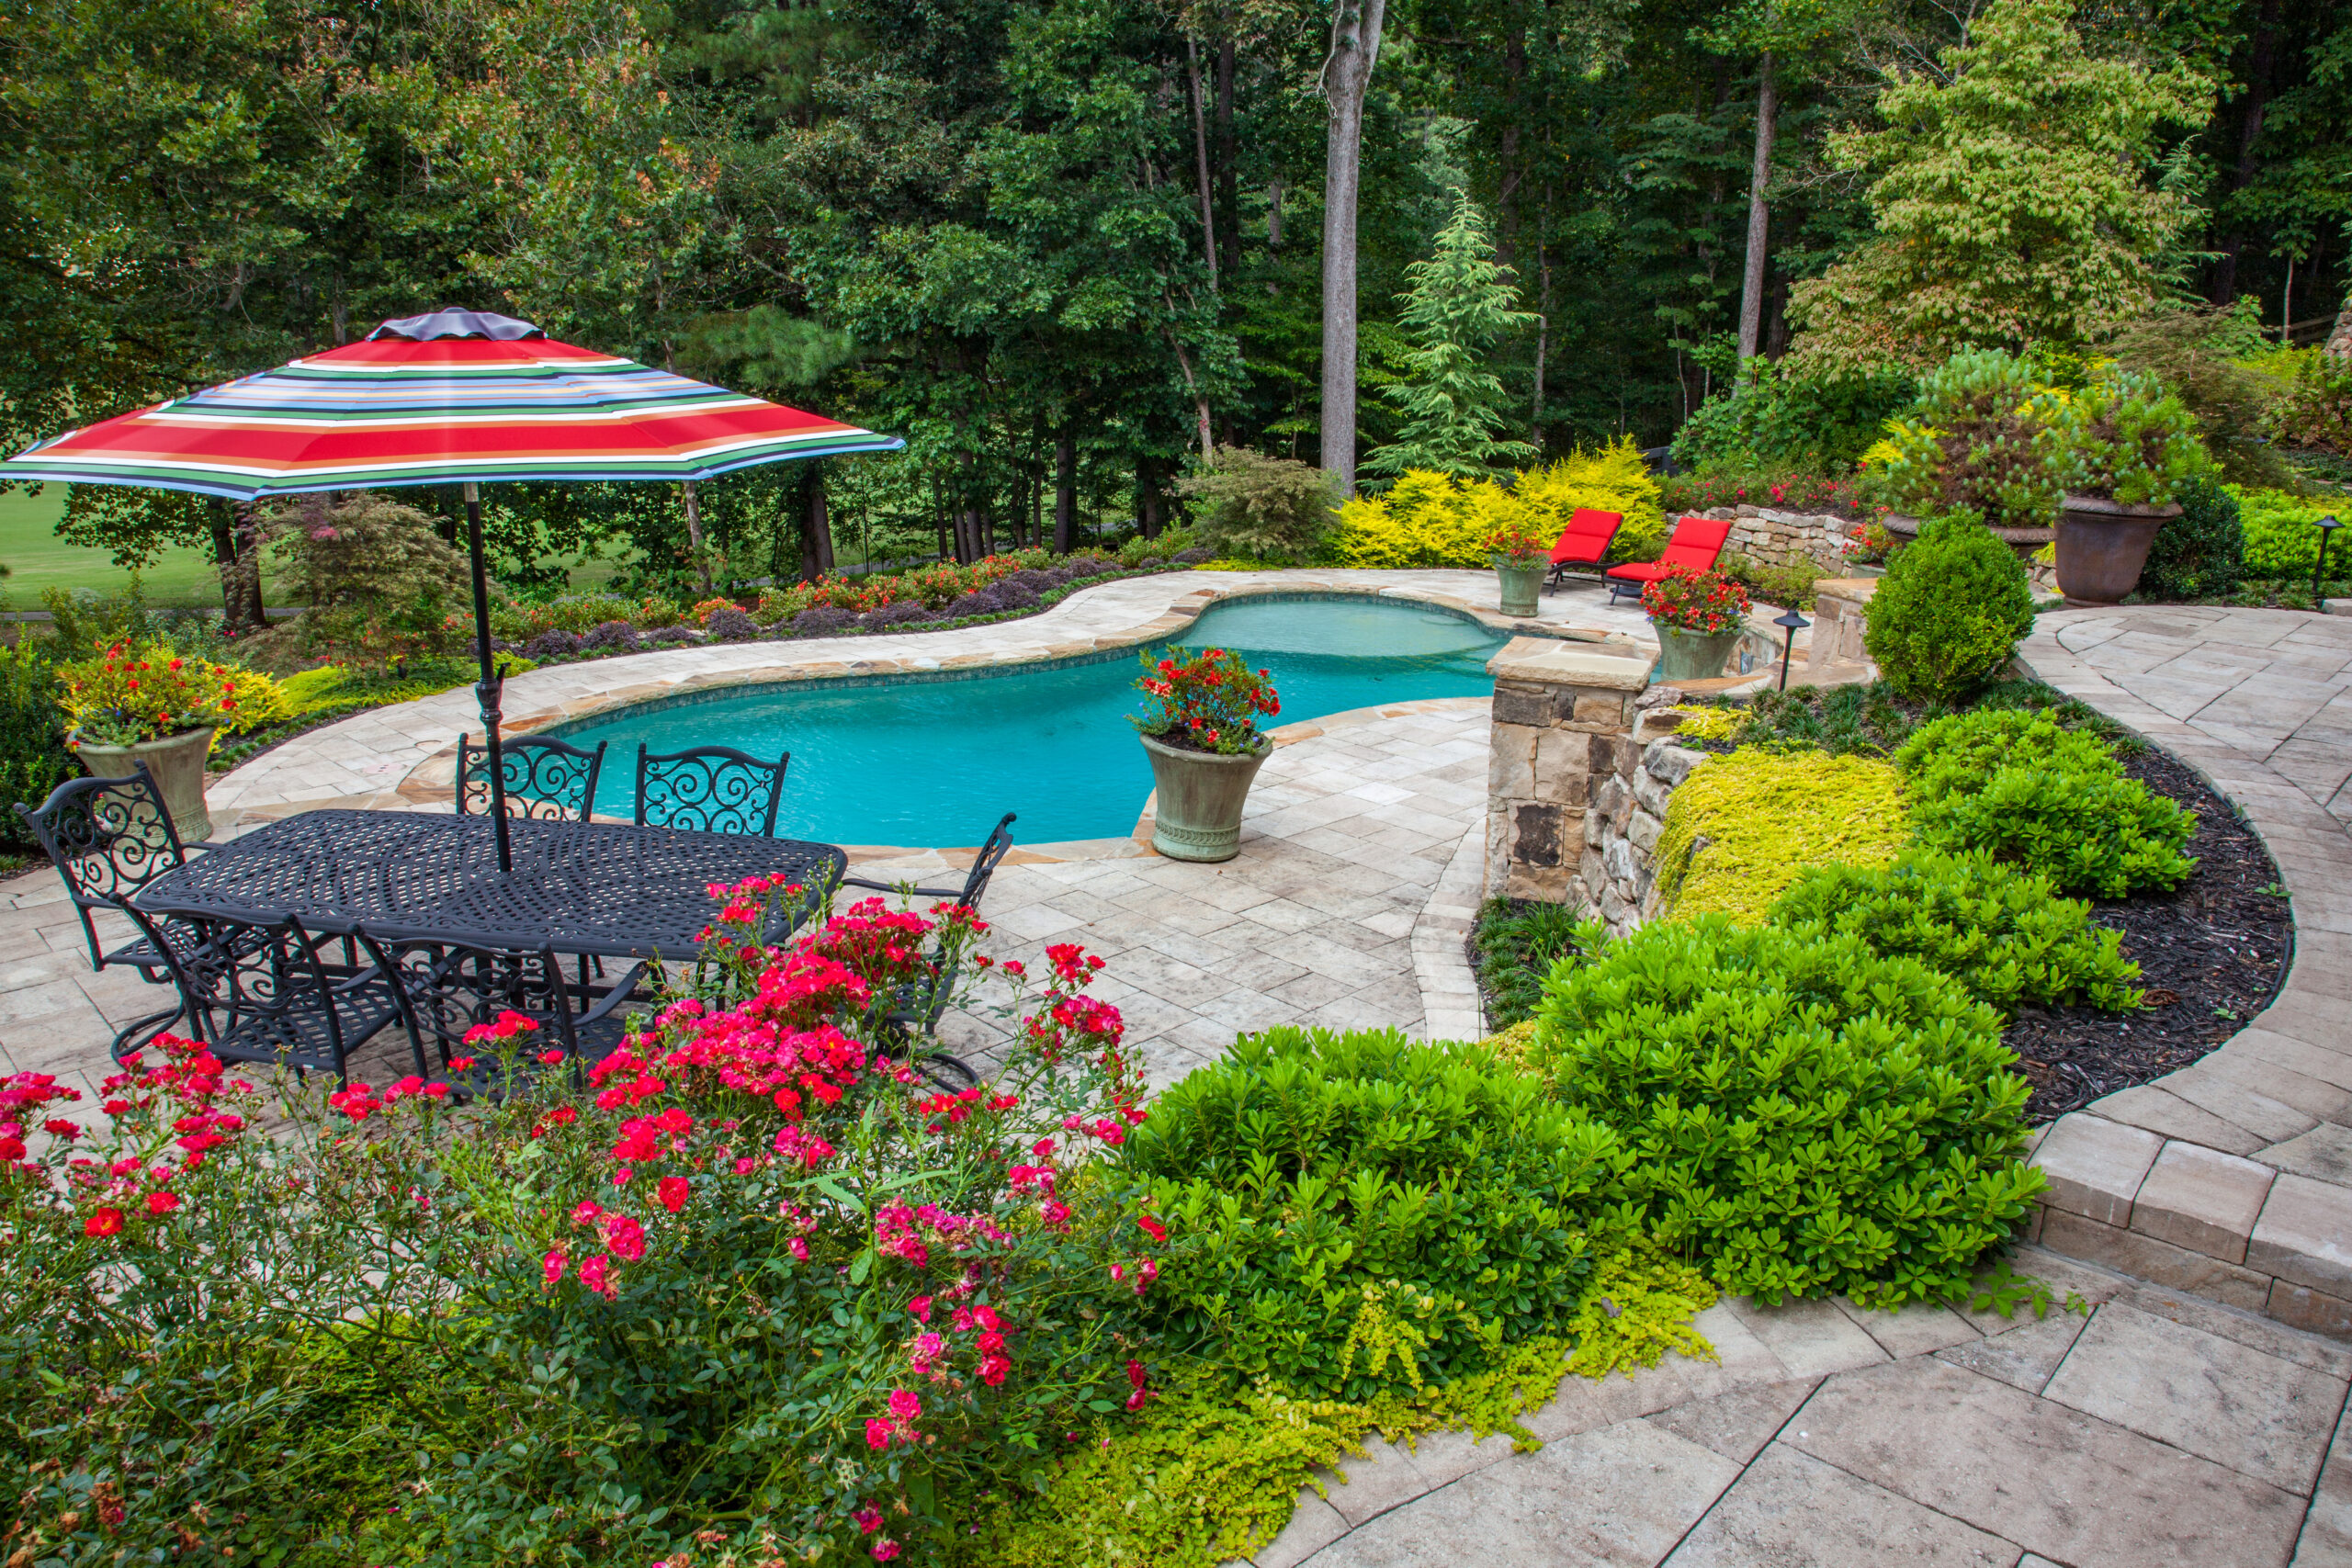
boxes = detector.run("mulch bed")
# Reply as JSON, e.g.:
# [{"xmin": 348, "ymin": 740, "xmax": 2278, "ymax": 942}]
[{"xmin": 2006, "ymin": 745, "xmax": 2291, "ymax": 1123}]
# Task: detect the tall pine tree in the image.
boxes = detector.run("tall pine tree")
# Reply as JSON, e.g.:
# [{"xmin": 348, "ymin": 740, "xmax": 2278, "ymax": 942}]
[{"xmin": 1363, "ymin": 191, "xmax": 1538, "ymax": 483}]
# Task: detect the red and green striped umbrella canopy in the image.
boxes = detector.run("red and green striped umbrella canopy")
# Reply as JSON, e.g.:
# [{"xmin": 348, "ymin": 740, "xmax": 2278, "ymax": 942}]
[{"xmin": 1, "ymin": 309, "xmax": 901, "ymax": 500}]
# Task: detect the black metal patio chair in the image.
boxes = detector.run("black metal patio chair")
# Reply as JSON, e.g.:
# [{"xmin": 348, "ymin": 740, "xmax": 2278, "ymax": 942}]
[
  {"xmin": 456, "ymin": 735, "xmax": 608, "ymax": 821},
  {"xmin": 371, "ymin": 931, "xmax": 650, "ymax": 1099},
  {"xmin": 154, "ymin": 906, "xmax": 423, "ymax": 1085},
  {"xmin": 840, "ymin": 812, "xmax": 1019, "ymax": 1089},
  {"xmin": 14, "ymin": 765, "xmax": 225, "ymax": 1060},
  {"xmin": 635, "ymin": 744, "xmax": 789, "ymax": 836}
]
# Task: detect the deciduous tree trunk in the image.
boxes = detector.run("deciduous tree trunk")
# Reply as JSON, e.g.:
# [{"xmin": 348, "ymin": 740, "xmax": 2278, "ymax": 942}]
[
  {"xmin": 1318, "ymin": 0, "xmax": 1385, "ymax": 491},
  {"xmin": 2213, "ymin": 0, "xmax": 2281, "ymax": 305},
  {"xmin": 1054, "ymin": 434, "xmax": 1078, "ymax": 553},
  {"xmin": 1216, "ymin": 39, "xmax": 1239, "ymax": 281},
  {"xmin": 799, "ymin": 463, "xmax": 836, "ymax": 581},
  {"xmin": 1186, "ymin": 39, "xmax": 1220, "ymax": 293},
  {"xmin": 1736, "ymin": 52, "xmax": 1777, "ymax": 365}
]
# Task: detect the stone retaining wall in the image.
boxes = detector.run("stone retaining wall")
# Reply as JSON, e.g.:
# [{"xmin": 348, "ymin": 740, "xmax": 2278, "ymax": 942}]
[
  {"xmin": 1577, "ymin": 724, "xmax": 1712, "ymax": 936},
  {"xmin": 1698, "ymin": 505, "xmax": 1861, "ymax": 573},
  {"xmin": 1483, "ymin": 637, "xmax": 1716, "ymax": 936}
]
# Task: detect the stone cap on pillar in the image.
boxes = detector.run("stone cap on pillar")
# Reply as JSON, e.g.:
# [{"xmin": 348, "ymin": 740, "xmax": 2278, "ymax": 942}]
[{"xmin": 1487, "ymin": 637, "xmax": 1653, "ymax": 692}]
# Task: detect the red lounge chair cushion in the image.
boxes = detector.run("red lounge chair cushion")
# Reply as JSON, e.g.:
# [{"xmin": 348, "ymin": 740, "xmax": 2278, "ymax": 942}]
[
  {"xmin": 1605, "ymin": 515, "xmax": 1734, "ymax": 581},
  {"xmin": 1548, "ymin": 508, "xmax": 1623, "ymax": 566}
]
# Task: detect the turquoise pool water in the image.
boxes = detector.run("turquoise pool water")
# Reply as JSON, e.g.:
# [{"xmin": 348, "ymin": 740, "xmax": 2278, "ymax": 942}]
[{"xmin": 552, "ymin": 594, "xmax": 1508, "ymax": 846}]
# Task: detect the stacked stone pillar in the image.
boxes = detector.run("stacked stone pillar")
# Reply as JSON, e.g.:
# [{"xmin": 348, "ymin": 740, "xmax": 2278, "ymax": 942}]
[{"xmin": 1483, "ymin": 638, "xmax": 1652, "ymax": 902}]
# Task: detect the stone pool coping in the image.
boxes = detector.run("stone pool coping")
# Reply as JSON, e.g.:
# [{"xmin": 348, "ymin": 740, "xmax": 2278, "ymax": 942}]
[{"xmin": 205, "ymin": 569, "xmax": 1655, "ymax": 834}]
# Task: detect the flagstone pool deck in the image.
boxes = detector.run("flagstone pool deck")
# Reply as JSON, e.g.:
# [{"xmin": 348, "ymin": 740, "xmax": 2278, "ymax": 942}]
[{"xmin": 9, "ymin": 590, "xmax": 2352, "ymax": 1564}]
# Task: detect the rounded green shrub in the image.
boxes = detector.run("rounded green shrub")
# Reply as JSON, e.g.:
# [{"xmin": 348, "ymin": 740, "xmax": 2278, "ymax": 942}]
[
  {"xmin": 1771, "ymin": 848, "xmax": 2143, "ymax": 1013},
  {"xmin": 1118, "ymin": 1026, "xmax": 1633, "ymax": 1401},
  {"xmin": 1894, "ymin": 709, "xmax": 2198, "ymax": 897},
  {"xmin": 0, "ymin": 644, "xmax": 72, "ymax": 845},
  {"xmin": 2134, "ymin": 477, "xmax": 2244, "ymax": 602},
  {"xmin": 1531, "ymin": 918, "xmax": 2042, "ymax": 1307},
  {"xmin": 1862, "ymin": 515, "xmax": 2035, "ymax": 704},
  {"xmin": 1175, "ymin": 446, "xmax": 1339, "ymax": 564}
]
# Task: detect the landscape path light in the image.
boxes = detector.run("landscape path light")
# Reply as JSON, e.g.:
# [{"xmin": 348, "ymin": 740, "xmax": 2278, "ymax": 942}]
[{"xmin": 1773, "ymin": 605, "xmax": 1809, "ymax": 692}]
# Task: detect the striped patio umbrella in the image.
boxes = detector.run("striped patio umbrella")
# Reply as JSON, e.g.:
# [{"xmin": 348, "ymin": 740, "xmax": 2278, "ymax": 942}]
[{"xmin": 5, "ymin": 309, "xmax": 904, "ymax": 865}]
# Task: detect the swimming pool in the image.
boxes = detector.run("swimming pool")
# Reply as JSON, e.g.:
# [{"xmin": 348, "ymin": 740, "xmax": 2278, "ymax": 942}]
[{"xmin": 548, "ymin": 593, "xmax": 1510, "ymax": 845}]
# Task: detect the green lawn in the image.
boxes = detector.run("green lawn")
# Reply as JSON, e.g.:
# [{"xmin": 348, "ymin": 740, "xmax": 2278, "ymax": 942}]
[
  {"xmin": 1, "ymin": 487, "xmax": 631, "ymax": 614},
  {"xmin": 0, "ymin": 487, "xmax": 235, "ymax": 609}
]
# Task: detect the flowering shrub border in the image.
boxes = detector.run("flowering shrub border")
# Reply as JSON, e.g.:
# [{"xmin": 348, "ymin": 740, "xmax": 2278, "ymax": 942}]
[{"xmin": 1, "ymin": 877, "xmax": 1168, "ymax": 1565}]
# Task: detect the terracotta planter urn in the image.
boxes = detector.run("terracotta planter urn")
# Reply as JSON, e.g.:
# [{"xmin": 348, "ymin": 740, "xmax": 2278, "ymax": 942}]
[
  {"xmin": 1652, "ymin": 624, "xmax": 1743, "ymax": 683},
  {"xmin": 2054, "ymin": 493, "xmax": 2181, "ymax": 607},
  {"xmin": 73, "ymin": 726, "xmax": 217, "ymax": 842},
  {"xmin": 1492, "ymin": 558, "xmax": 1544, "ymax": 618},
  {"xmin": 1140, "ymin": 732, "xmax": 1272, "ymax": 863}
]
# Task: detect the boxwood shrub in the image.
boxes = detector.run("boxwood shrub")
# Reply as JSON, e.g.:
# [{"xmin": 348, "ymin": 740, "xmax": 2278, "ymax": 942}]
[
  {"xmin": 1771, "ymin": 848, "xmax": 2143, "ymax": 1013},
  {"xmin": 1895, "ymin": 709, "xmax": 2197, "ymax": 897},
  {"xmin": 1532, "ymin": 918, "xmax": 2043, "ymax": 1307},
  {"xmin": 1118, "ymin": 1026, "xmax": 1634, "ymax": 1403}
]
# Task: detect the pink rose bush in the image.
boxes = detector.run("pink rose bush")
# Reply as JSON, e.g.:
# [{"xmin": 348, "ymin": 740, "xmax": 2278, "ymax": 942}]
[{"xmin": 0, "ymin": 879, "xmax": 1165, "ymax": 1566}]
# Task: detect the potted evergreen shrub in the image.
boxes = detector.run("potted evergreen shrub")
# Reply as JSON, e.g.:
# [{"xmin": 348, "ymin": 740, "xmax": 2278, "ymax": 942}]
[
  {"xmin": 1485, "ymin": 512, "xmax": 1551, "ymax": 617},
  {"xmin": 1643, "ymin": 565, "xmax": 1752, "ymax": 682},
  {"xmin": 57, "ymin": 640, "xmax": 242, "ymax": 840},
  {"xmin": 1132, "ymin": 647, "xmax": 1280, "ymax": 862},
  {"xmin": 2043, "ymin": 371, "xmax": 2214, "ymax": 606},
  {"xmin": 1870, "ymin": 348, "xmax": 2061, "ymax": 558}
]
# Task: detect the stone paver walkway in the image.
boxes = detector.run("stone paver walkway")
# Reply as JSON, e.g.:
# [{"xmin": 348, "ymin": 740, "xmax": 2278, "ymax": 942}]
[
  {"xmin": 2014, "ymin": 608, "xmax": 2352, "ymax": 1343},
  {"xmin": 1250, "ymin": 1244, "xmax": 2352, "ymax": 1568}
]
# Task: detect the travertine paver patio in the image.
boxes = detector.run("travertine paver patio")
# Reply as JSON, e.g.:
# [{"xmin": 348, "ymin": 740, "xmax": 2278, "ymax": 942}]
[
  {"xmin": 0, "ymin": 698, "xmax": 1498, "ymax": 1105},
  {"xmin": 2011, "ymin": 608, "xmax": 2352, "ymax": 1344}
]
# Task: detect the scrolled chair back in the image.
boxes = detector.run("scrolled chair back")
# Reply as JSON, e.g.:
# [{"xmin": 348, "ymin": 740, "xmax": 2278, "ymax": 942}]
[
  {"xmin": 634, "ymin": 744, "xmax": 789, "ymax": 836},
  {"xmin": 14, "ymin": 764, "xmax": 196, "ymax": 969},
  {"xmin": 457, "ymin": 735, "xmax": 608, "ymax": 821}
]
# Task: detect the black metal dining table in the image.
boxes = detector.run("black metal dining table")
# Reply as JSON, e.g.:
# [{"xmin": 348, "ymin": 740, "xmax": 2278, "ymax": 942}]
[{"xmin": 134, "ymin": 809, "xmax": 847, "ymax": 960}]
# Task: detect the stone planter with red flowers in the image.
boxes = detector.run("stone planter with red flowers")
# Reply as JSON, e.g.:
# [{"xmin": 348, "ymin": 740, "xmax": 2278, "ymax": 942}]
[
  {"xmin": 1641, "ymin": 565, "xmax": 1753, "ymax": 683},
  {"xmin": 1131, "ymin": 648, "xmax": 1282, "ymax": 862},
  {"xmin": 1485, "ymin": 515, "xmax": 1555, "ymax": 619},
  {"xmin": 57, "ymin": 639, "xmax": 243, "ymax": 841}
]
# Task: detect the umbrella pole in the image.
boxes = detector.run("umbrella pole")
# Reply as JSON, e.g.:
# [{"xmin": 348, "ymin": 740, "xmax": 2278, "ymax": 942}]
[{"xmin": 463, "ymin": 481, "xmax": 513, "ymax": 873}]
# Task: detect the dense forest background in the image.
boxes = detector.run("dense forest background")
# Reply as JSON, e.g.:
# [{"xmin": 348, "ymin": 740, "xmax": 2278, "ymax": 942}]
[{"xmin": 2, "ymin": 0, "xmax": 2346, "ymax": 590}]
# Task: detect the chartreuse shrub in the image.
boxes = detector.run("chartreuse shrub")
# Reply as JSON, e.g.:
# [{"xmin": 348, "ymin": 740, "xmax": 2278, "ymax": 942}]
[
  {"xmin": 1772, "ymin": 849, "xmax": 2143, "ymax": 1013},
  {"xmin": 960, "ymin": 1249, "xmax": 1713, "ymax": 1568},
  {"xmin": 1863, "ymin": 515, "xmax": 2036, "ymax": 704},
  {"xmin": 1895, "ymin": 709, "xmax": 2197, "ymax": 897},
  {"xmin": 1118, "ymin": 1026, "xmax": 1636, "ymax": 1404},
  {"xmin": 1531, "ymin": 918, "xmax": 2043, "ymax": 1305},
  {"xmin": 1327, "ymin": 438, "xmax": 1665, "ymax": 570},
  {"xmin": 1652, "ymin": 748, "xmax": 1909, "ymax": 921},
  {"xmin": 2233, "ymin": 483, "xmax": 2346, "ymax": 578}
]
